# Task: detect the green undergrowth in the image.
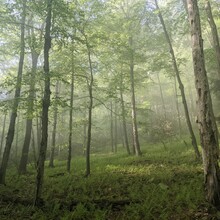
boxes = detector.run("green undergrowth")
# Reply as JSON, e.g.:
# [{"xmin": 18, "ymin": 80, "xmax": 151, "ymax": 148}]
[{"xmin": 0, "ymin": 141, "xmax": 218, "ymax": 219}]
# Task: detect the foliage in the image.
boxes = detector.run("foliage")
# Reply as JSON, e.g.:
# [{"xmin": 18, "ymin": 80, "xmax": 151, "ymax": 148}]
[{"xmin": 0, "ymin": 142, "xmax": 217, "ymax": 219}]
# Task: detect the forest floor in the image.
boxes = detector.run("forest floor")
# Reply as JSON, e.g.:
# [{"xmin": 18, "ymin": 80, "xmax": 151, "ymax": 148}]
[{"xmin": 0, "ymin": 141, "xmax": 220, "ymax": 219}]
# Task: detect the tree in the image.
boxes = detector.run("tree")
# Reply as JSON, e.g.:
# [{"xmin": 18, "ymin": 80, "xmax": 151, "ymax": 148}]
[
  {"xmin": 205, "ymin": 0, "xmax": 220, "ymax": 78},
  {"xmin": 18, "ymin": 21, "xmax": 42, "ymax": 174},
  {"xmin": 84, "ymin": 33, "xmax": 94, "ymax": 177},
  {"xmin": 119, "ymin": 72, "xmax": 130, "ymax": 155},
  {"xmin": 49, "ymin": 81, "xmax": 59, "ymax": 168},
  {"xmin": 187, "ymin": 0, "xmax": 220, "ymax": 205},
  {"xmin": 0, "ymin": 0, "xmax": 27, "ymax": 185},
  {"xmin": 0, "ymin": 114, "xmax": 7, "ymax": 159},
  {"xmin": 35, "ymin": 0, "xmax": 52, "ymax": 206},
  {"xmin": 129, "ymin": 36, "xmax": 141, "ymax": 156},
  {"xmin": 155, "ymin": 0, "xmax": 200, "ymax": 159},
  {"xmin": 67, "ymin": 43, "xmax": 75, "ymax": 173}
]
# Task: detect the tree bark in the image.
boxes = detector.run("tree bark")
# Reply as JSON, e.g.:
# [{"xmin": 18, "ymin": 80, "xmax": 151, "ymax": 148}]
[
  {"xmin": 110, "ymin": 101, "xmax": 114, "ymax": 153},
  {"xmin": 129, "ymin": 37, "xmax": 141, "ymax": 156},
  {"xmin": 0, "ymin": 114, "xmax": 7, "ymax": 159},
  {"xmin": 155, "ymin": 0, "xmax": 200, "ymax": 159},
  {"xmin": 85, "ymin": 37, "xmax": 94, "ymax": 177},
  {"xmin": 120, "ymin": 83, "xmax": 130, "ymax": 155},
  {"xmin": 187, "ymin": 0, "xmax": 220, "ymax": 206},
  {"xmin": 0, "ymin": 0, "xmax": 26, "ymax": 184},
  {"xmin": 67, "ymin": 44, "xmax": 75, "ymax": 173},
  {"xmin": 49, "ymin": 81, "xmax": 59, "ymax": 168},
  {"xmin": 34, "ymin": 0, "xmax": 52, "ymax": 206},
  {"xmin": 173, "ymin": 77, "xmax": 182, "ymax": 137},
  {"xmin": 205, "ymin": 0, "xmax": 220, "ymax": 78},
  {"xmin": 114, "ymin": 101, "xmax": 118, "ymax": 153}
]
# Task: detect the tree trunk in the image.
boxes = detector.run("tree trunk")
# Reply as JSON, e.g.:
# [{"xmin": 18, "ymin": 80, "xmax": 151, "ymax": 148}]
[
  {"xmin": 173, "ymin": 77, "xmax": 182, "ymax": 137},
  {"xmin": 15, "ymin": 115, "xmax": 20, "ymax": 164},
  {"xmin": 31, "ymin": 127, "xmax": 37, "ymax": 168},
  {"xmin": 205, "ymin": 0, "xmax": 220, "ymax": 78},
  {"xmin": 129, "ymin": 37, "xmax": 141, "ymax": 156},
  {"xmin": 155, "ymin": 0, "xmax": 200, "ymax": 159},
  {"xmin": 114, "ymin": 101, "xmax": 118, "ymax": 153},
  {"xmin": 19, "ymin": 50, "xmax": 39, "ymax": 174},
  {"xmin": 85, "ymin": 38, "xmax": 94, "ymax": 177},
  {"xmin": 120, "ymin": 85, "xmax": 130, "ymax": 155},
  {"xmin": 187, "ymin": 0, "xmax": 220, "ymax": 206},
  {"xmin": 0, "ymin": 114, "xmax": 7, "ymax": 159},
  {"xmin": 110, "ymin": 101, "xmax": 114, "ymax": 153},
  {"xmin": 34, "ymin": 0, "xmax": 52, "ymax": 206},
  {"xmin": 0, "ymin": 0, "xmax": 26, "ymax": 185},
  {"xmin": 67, "ymin": 45, "xmax": 75, "ymax": 173},
  {"xmin": 49, "ymin": 81, "xmax": 59, "ymax": 168},
  {"xmin": 36, "ymin": 117, "xmax": 41, "ymax": 153}
]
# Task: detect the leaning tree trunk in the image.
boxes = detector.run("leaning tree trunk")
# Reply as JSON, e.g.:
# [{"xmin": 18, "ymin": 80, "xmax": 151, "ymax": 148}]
[
  {"xmin": 129, "ymin": 37, "xmax": 141, "ymax": 156},
  {"xmin": 155, "ymin": 0, "xmax": 200, "ymax": 159},
  {"xmin": 0, "ymin": 114, "xmax": 7, "ymax": 159},
  {"xmin": 67, "ymin": 45, "xmax": 75, "ymax": 173},
  {"xmin": 205, "ymin": 0, "xmax": 220, "ymax": 78},
  {"xmin": 85, "ymin": 37, "xmax": 94, "ymax": 177},
  {"xmin": 0, "ymin": 0, "xmax": 26, "ymax": 185},
  {"xmin": 173, "ymin": 77, "xmax": 182, "ymax": 137},
  {"xmin": 34, "ymin": 0, "xmax": 52, "ymax": 206},
  {"xmin": 187, "ymin": 0, "xmax": 220, "ymax": 206},
  {"xmin": 18, "ymin": 50, "xmax": 39, "ymax": 174},
  {"xmin": 49, "ymin": 81, "xmax": 59, "ymax": 168}
]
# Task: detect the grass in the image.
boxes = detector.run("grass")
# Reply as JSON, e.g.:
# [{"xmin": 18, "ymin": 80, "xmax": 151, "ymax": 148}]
[{"xmin": 0, "ymin": 141, "xmax": 219, "ymax": 219}]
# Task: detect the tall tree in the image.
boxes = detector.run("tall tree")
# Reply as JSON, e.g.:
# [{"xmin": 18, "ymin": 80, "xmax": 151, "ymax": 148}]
[
  {"xmin": 120, "ymin": 75, "xmax": 130, "ymax": 155},
  {"xmin": 85, "ymin": 34, "xmax": 94, "ymax": 177},
  {"xmin": 18, "ymin": 23, "xmax": 41, "ymax": 174},
  {"xmin": 205, "ymin": 0, "xmax": 220, "ymax": 78},
  {"xmin": 34, "ymin": 0, "xmax": 52, "ymax": 205},
  {"xmin": 155, "ymin": 0, "xmax": 200, "ymax": 159},
  {"xmin": 129, "ymin": 36, "xmax": 141, "ymax": 156},
  {"xmin": 67, "ymin": 43, "xmax": 75, "ymax": 173},
  {"xmin": 0, "ymin": 0, "xmax": 27, "ymax": 184},
  {"xmin": 49, "ymin": 81, "xmax": 59, "ymax": 168},
  {"xmin": 187, "ymin": 0, "xmax": 220, "ymax": 205},
  {"xmin": 0, "ymin": 114, "xmax": 7, "ymax": 159}
]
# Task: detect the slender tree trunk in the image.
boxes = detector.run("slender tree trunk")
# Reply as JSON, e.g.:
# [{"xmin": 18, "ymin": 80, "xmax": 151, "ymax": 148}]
[
  {"xmin": 83, "ymin": 116, "xmax": 87, "ymax": 156},
  {"xmin": 0, "ymin": 0, "xmax": 26, "ymax": 185},
  {"xmin": 19, "ymin": 51, "xmax": 39, "ymax": 174},
  {"xmin": 129, "ymin": 37, "xmax": 141, "ymax": 156},
  {"xmin": 114, "ymin": 101, "xmax": 118, "ymax": 153},
  {"xmin": 15, "ymin": 115, "xmax": 20, "ymax": 163},
  {"xmin": 85, "ymin": 37, "xmax": 94, "ymax": 177},
  {"xmin": 205, "ymin": 0, "xmax": 220, "ymax": 78},
  {"xmin": 155, "ymin": 0, "xmax": 200, "ymax": 159},
  {"xmin": 174, "ymin": 77, "xmax": 182, "ymax": 137},
  {"xmin": 49, "ymin": 81, "xmax": 59, "ymax": 168},
  {"xmin": 31, "ymin": 127, "xmax": 37, "ymax": 168},
  {"xmin": 187, "ymin": 0, "xmax": 220, "ymax": 206},
  {"xmin": 0, "ymin": 114, "xmax": 7, "ymax": 159},
  {"xmin": 156, "ymin": 72, "xmax": 167, "ymax": 119},
  {"xmin": 67, "ymin": 45, "xmax": 75, "ymax": 172},
  {"xmin": 36, "ymin": 117, "xmax": 41, "ymax": 153},
  {"xmin": 120, "ymin": 86, "xmax": 130, "ymax": 155},
  {"xmin": 34, "ymin": 0, "xmax": 52, "ymax": 206},
  {"xmin": 110, "ymin": 101, "xmax": 114, "ymax": 153}
]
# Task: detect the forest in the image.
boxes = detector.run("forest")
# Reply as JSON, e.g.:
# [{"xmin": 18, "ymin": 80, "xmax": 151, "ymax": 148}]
[{"xmin": 0, "ymin": 0, "xmax": 220, "ymax": 219}]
